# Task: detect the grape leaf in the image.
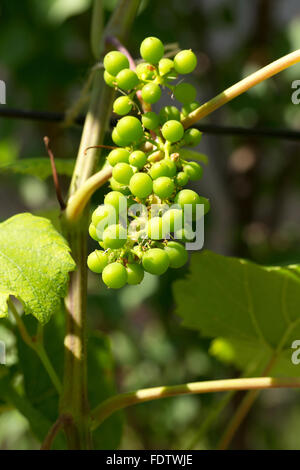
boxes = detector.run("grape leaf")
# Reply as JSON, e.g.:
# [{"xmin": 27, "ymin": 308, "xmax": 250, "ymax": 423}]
[
  {"xmin": 173, "ymin": 251, "xmax": 300, "ymax": 375},
  {"xmin": 0, "ymin": 213, "xmax": 75, "ymax": 324},
  {"xmin": 0, "ymin": 158, "xmax": 75, "ymax": 180},
  {"xmin": 179, "ymin": 149, "xmax": 208, "ymax": 165}
]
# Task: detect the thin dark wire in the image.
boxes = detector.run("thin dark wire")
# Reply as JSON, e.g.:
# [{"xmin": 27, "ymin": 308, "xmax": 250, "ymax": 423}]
[{"xmin": 0, "ymin": 107, "xmax": 300, "ymax": 141}]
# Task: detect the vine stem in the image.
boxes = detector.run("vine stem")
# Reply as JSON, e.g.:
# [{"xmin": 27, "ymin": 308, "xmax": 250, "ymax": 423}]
[
  {"xmin": 60, "ymin": 0, "xmax": 141, "ymax": 450},
  {"xmin": 181, "ymin": 49, "xmax": 300, "ymax": 128},
  {"xmin": 90, "ymin": 376, "xmax": 300, "ymax": 431},
  {"xmin": 8, "ymin": 299, "xmax": 62, "ymax": 394}
]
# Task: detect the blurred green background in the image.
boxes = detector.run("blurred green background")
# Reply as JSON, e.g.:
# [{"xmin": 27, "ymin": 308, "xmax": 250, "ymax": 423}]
[{"xmin": 0, "ymin": 0, "xmax": 300, "ymax": 450}]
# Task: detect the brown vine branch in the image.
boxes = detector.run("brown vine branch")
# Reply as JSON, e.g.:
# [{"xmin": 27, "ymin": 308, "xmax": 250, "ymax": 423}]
[
  {"xmin": 43, "ymin": 136, "xmax": 66, "ymax": 210},
  {"xmin": 40, "ymin": 414, "xmax": 72, "ymax": 450}
]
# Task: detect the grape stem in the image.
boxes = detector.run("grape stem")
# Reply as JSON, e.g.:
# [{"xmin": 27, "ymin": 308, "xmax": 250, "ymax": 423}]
[
  {"xmin": 181, "ymin": 49, "xmax": 300, "ymax": 128},
  {"xmin": 90, "ymin": 376, "xmax": 300, "ymax": 430}
]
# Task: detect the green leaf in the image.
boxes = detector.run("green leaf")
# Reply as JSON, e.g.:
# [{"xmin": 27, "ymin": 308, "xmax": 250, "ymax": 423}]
[
  {"xmin": 0, "ymin": 213, "xmax": 75, "ymax": 324},
  {"xmin": 0, "ymin": 158, "xmax": 75, "ymax": 180},
  {"xmin": 179, "ymin": 149, "xmax": 208, "ymax": 165},
  {"xmin": 174, "ymin": 251, "xmax": 300, "ymax": 375}
]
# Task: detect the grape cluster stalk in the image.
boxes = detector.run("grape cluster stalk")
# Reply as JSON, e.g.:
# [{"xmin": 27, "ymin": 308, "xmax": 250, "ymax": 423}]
[{"xmin": 87, "ymin": 37, "xmax": 210, "ymax": 288}]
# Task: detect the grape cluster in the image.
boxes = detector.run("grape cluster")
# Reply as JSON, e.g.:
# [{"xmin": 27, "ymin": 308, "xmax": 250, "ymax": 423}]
[{"xmin": 88, "ymin": 37, "xmax": 210, "ymax": 288}]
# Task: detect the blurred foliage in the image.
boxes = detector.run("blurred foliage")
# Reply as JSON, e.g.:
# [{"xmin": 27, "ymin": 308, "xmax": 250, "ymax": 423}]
[{"xmin": 0, "ymin": 0, "xmax": 300, "ymax": 450}]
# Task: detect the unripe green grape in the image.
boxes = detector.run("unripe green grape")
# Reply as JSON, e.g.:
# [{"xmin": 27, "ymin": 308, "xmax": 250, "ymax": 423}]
[
  {"xmin": 116, "ymin": 68, "xmax": 139, "ymax": 91},
  {"xmin": 174, "ymin": 225, "xmax": 195, "ymax": 242},
  {"xmin": 129, "ymin": 150, "xmax": 147, "ymax": 169},
  {"xmin": 175, "ymin": 189, "xmax": 204, "ymax": 219},
  {"xmin": 159, "ymin": 106, "xmax": 181, "ymax": 124},
  {"xmin": 112, "ymin": 128, "xmax": 129, "ymax": 147},
  {"xmin": 141, "ymin": 83, "xmax": 161, "ymax": 104},
  {"xmin": 184, "ymin": 128, "xmax": 202, "ymax": 146},
  {"xmin": 164, "ymin": 159, "xmax": 177, "ymax": 177},
  {"xmin": 174, "ymin": 50, "xmax": 197, "ymax": 74},
  {"xmin": 87, "ymin": 250, "xmax": 108, "ymax": 273},
  {"xmin": 102, "ymin": 224, "xmax": 127, "ymax": 249},
  {"xmin": 110, "ymin": 177, "xmax": 130, "ymax": 195},
  {"xmin": 126, "ymin": 263, "xmax": 144, "ymax": 285},
  {"xmin": 104, "ymin": 51, "xmax": 129, "ymax": 76},
  {"xmin": 92, "ymin": 204, "xmax": 117, "ymax": 226},
  {"xmin": 102, "ymin": 262, "xmax": 128, "ymax": 289},
  {"xmin": 142, "ymin": 248, "xmax": 169, "ymax": 275},
  {"xmin": 140, "ymin": 37, "xmax": 164, "ymax": 64},
  {"xmin": 161, "ymin": 120, "xmax": 184, "ymax": 143},
  {"xmin": 129, "ymin": 172, "xmax": 153, "ymax": 198},
  {"xmin": 104, "ymin": 191, "xmax": 127, "ymax": 212},
  {"xmin": 136, "ymin": 62, "xmax": 156, "ymax": 81},
  {"xmin": 113, "ymin": 96, "xmax": 133, "ymax": 115},
  {"xmin": 116, "ymin": 116, "xmax": 144, "ymax": 145},
  {"xmin": 175, "ymin": 171, "xmax": 189, "ymax": 186},
  {"xmin": 89, "ymin": 223, "xmax": 99, "ymax": 241},
  {"xmin": 104, "ymin": 71, "xmax": 116, "ymax": 88},
  {"xmin": 153, "ymin": 176, "xmax": 175, "ymax": 199},
  {"xmin": 142, "ymin": 111, "xmax": 160, "ymax": 130},
  {"xmin": 183, "ymin": 161, "xmax": 203, "ymax": 181},
  {"xmin": 158, "ymin": 58, "xmax": 174, "ymax": 76},
  {"xmin": 147, "ymin": 216, "xmax": 167, "ymax": 240},
  {"xmin": 149, "ymin": 161, "xmax": 170, "ymax": 179},
  {"xmin": 107, "ymin": 148, "xmax": 130, "ymax": 166},
  {"xmin": 164, "ymin": 241, "xmax": 188, "ymax": 268},
  {"xmin": 112, "ymin": 162, "xmax": 133, "ymax": 185},
  {"xmin": 181, "ymin": 101, "xmax": 200, "ymax": 117},
  {"xmin": 162, "ymin": 208, "xmax": 183, "ymax": 232},
  {"xmin": 174, "ymin": 83, "xmax": 196, "ymax": 104}
]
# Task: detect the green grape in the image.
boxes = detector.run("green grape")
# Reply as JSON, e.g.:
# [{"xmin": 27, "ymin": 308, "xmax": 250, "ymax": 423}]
[
  {"xmin": 175, "ymin": 171, "xmax": 189, "ymax": 186},
  {"xmin": 175, "ymin": 189, "xmax": 204, "ymax": 220},
  {"xmin": 162, "ymin": 208, "xmax": 183, "ymax": 232},
  {"xmin": 136, "ymin": 62, "xmax": 155, "ymax": 81},
  {"xmin": 183, "ymin": 161, "xmax": 203, "ymax": 181},
  {"xmin": 87, "ymin": 250, "xmax": 108, "ymax": 273},
  {"xmin": 142, "ymin": 111, "xmax": 160, "ymax": 130},
  {"xmin": 153, "ymin": 176, "xmax": 175, "ymax": 199},
  {"xmin": 126, "ymin": 263, "xmax": 144, "ymax": 285},
  {"xmin": 174, "ymin": 225, "xmax": 195, "ymax": 242},
  {"xmin": 141, "ymin": 83, "xmax": 161, "ymax": 104},
  {"xmin": 104, "ymin": 51, "xmax": 129, "ymax": 76},
  {"xmin": 129, "ymin": 173, "xmax": 153, "ymax": 198},
  {"xmin": 104, "ymin": 191, "xmax": 127, "ymax": 212},
  {"xmin": 174, "ymin": 50, "xmax": 197, "ymax": 74},
  {"xmin": 102, "ymin": 262, "xmax": 128, "ymax": 289},
  {"xmin": 113, "ymin": 96, "xmax": 132, "ymax": 115},
  {"xmin": 112, "ymin": 162, "xmax": 133, "ymax": 185},
  {"xmin": 107, "ymin": 148, "xmax": 130, "ymax": 166},
  {"xmin": 164, "ymin": 159, "xmax": 177, "ymax": 177},
  {"xmin": 184, "ymin": 128, "xmax": 202, "ymax": 146},
  {"xmin": 102, "ymin": 224, "xmax": 127, "ymax": 249},
  {"xmin": 129, "ymin": 150, "xmax": 147, "ymax": 169},
  {"xmin": 116, "ymin": 116, "xmax": 144, "ymax": 145},
  {"xmin": 140, "ymin": 37, "xmax": 164, "ymax": 64},
  {"xmin": 158, "ymin": 58, "xmax": 174, "ymax": 76},
  {"xmin": 159, "ymin": 106, "xmax": 181, "ymax": 124},
  {"xmin": 116, "ymin": 68, "xmax": 139, "ymax": 90},
  {"xmin": 92, "ymin": 204, "xmax": 117, "ymax": 226},
  {"xmin": 147, "ymin": 216, "xmax": 167, "ymax": 240},
  {"xmin": 104, "ymin": 71, "xmax": 116, "ymax": 87},
  {"xmin": 174, "ymin": 83, "xmax": 196, "ymax": 104},
  {"xmin": 112, "ymin": 128, "xmax": 129, "ymax": 147},
  {"xmin": 161, "ymin": 120, "xmax": 184, "ymax": 143},
  {"xmin": 89, "ymin": 223, "xmax": 99, "ymax": 241},
  {"xmin": 110, "ymin": 177, "xmax": 130, "ymax": 195},
  {"xmin": 164, "ymin": 241, "xmax": 188, "ymax": 268},
  {"xmin": 181, "ymin": 101, "xmax": 200, "ymax": 117},
  {"xmin": 149, "ymin": 161, "xmax": 170, "ymax": 179},
  {"xmin": 142, "ymin": 248, "xmax": 169, "ymax": 275}
]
